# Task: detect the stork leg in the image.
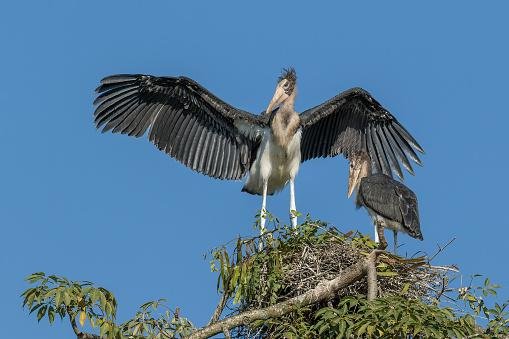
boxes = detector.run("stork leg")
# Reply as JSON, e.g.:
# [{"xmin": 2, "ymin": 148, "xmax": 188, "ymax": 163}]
[
  {"xmin": 260, "ymin": 180, "xmax": 268, "ymax": 234},
  {"xmin": 258, "ymin": 181, "xmax": 268, "ymax": 252},
  {"xmin": 289, "ymin": 178, "xmax": 297, "ymax": 228},
  {"xmin": 374, "ymin": 224, "xmax": 380, "ymax": 243},
  {"xmin": 376, "ymin": 222, "xmax": 387, "ymax": 250},
  {"xmin": 393, "ymin": 230, "xmax": 398, "ymax": 255}
]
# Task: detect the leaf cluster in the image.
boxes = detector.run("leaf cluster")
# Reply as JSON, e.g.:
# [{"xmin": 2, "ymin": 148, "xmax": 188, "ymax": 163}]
[
  {"xmin": 313, "ymin": 295, "xmax": 476, "ymax": 338},
  {"xmin": 22, "ymin": 272, "xmax": 118, "ymax": 336},
  {"xmin": 22, "ymin": 273, "xmax": 194, "ymax": 339},
  {"xmin": 22, "ymin": 218, "xmax": 509, "ymax": 338}
]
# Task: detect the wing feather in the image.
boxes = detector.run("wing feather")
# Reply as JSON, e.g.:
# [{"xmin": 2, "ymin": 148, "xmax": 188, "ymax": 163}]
[
  {"xmin": 300, "ymin": 88, "xmax": 423, "ymax": 179},
  {"xmin": 383, "ymin": 125, "xmax": 414, "ymax": 174},
  {"xmin": 377, "ymin": 125, "xmax": 403, "ymax": 179},
  {"xmin": 389, "ymin": 124, "xmax": 422, "ymax": 165},
  {"xmin": 94, "ymin": 74, "xmax": 266, "ymax": 180},
  {"xmin": 371, "ymin": 126, "xmax": 391, "ymax": 175},
  {"xmin": 366, "ymin": 129, "xmax": 382, "ymax": 174}
]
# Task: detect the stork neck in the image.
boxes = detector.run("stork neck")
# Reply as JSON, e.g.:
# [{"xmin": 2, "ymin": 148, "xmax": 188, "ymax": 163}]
[
  {"xmin": 270, "ymin": 107, "xmax": 300, "ymax": 148},
  {"xmin": 281, "ymin": 91, "xmax": 296, "ymax": 111}
]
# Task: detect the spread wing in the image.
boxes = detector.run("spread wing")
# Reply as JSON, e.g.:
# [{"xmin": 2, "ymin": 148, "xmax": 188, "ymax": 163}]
[
  {"xmin": 94, "ymin": 74, "xmax": 268, "ymax": 180},
  {"xmin": 300, "ymin": 88, "xmax": 424, "ymax": 179}
]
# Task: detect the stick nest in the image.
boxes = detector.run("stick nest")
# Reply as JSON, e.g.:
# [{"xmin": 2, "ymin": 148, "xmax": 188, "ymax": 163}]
[{"xmin": 212, "ymin": 219, "xmax": 450, "ymax": 338}]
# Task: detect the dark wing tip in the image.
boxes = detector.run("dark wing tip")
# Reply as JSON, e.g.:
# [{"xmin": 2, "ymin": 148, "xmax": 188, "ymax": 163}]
[
  {"xmin": 95, "ymin": 74, "xmax": 141, "ymax": 94},
  {"xmin": 100, "ymin": 74, "xmax": 139, "ymax": 84},
  {"xmin": 393, "ymin": 122, "xmax": 425, "ymax": 155}
]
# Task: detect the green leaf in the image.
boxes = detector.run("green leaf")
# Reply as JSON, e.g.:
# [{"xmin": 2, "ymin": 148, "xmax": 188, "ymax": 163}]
[
  {"xmin": 26, "ymin": 272, "xmax": 45, "ymax": 283},
  {"xmin": 377, "ymin": 271, "xmax": 399, "ymax": 277},
  {"xmin": 356, "ymin": 322, "xmax": 369, "ymax": 336},
  {"xmin": 53, "ymin": 290, "xmax": 63, "ymax": 307},
  {"xmin": 29, "ymin": 303, "xmax": 42, "ymax": 315},
  {"xmin": 400, "ymin": 283, "xmax": 410, "ymax": 295},
  {"xmin": 79, "ymin": 311, "xmax": 86, "ymax": 327},
  {"xmin": 37, "ymin": 305, "xmax": 47, "ymax": 322},
  {"xmin": 63, "ymin": 291, "xmax": 71, "ymax": 306},
  {"xmin": 47, "ymin": 307, "xmax": 55, "ymax": 324}
]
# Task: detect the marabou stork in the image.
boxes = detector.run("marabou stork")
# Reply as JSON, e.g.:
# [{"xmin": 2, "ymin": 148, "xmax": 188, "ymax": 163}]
[
  {"xmin": 93, "ymin": 68, "xmax": 424, "ymax": 231},
  {"xmin": 348, "ymin": 152, "xmax": 423, "ymax": 252}
]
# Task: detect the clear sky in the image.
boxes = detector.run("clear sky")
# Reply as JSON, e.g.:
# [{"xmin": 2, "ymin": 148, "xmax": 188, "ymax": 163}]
[{"xmin": 1, "ymin": 1, "xmax": 509, "ymax": 337}]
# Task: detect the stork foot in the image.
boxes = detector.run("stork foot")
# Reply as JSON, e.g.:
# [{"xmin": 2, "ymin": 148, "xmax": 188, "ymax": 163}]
[
  {"xmin": 377, "ymin": 239, "xmax": 388, "ymax": 251},
  {"xmin": 290, "ymin": 211, "xmax": 298, "ymax": 228}
]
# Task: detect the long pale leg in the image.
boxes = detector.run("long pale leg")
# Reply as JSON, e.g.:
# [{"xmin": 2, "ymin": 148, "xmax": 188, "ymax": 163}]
[
  {"xmin": 289, "ymin": 179, "xmax": 297, "ymax": 228},
  {"xmin": 260, "ymin": 181, "xmax": 268, "ymax": 234},
  {"xmin": 374, "ymin": 224, "xmax": 380, "ymax": 243},
  {"xmin": 393, "ymin": 230, "xmax": 398, "ymax": 255}
]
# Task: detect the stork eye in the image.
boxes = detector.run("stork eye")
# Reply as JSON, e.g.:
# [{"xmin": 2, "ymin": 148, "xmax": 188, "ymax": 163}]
[{"xmin": 283, "ymin": 82, "xmax": 290, "ymax": 88}]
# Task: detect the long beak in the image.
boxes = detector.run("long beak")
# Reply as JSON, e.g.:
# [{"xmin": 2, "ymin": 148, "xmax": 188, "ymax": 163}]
[
  {"xmin": 265, "ymin": 86, "xmax": 288, "ymax": 114},
  {"xmin": 347, "ymin": 165, "xmax": 362, "ymax": 198}
]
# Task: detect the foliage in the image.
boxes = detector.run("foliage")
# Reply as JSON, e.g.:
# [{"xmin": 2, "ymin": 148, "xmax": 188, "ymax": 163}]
[
  {"xmin": 277, "ymin": 295, "xmax": 477, "ymax": 338},
  {"xmin": 209, "ymin": 217, "xmax": 509, "ymax": 338},
  {"xmin": 21, "ymin": 272, "xmax": 120, "ymax": 337},
  {"xmin": 22, "ymin": 273, "xmax": 194, "ymax": 338},
  {"xmin": 22, "ymin": 218, "xmax": 509, "ymax": 338}
]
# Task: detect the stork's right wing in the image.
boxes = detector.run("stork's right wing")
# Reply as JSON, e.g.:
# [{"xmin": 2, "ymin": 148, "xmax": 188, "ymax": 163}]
[
  {"xmin": 94, "ymin": 74, "xmax": 268, "ymax": 180},
  {"xmin": 300, "ymin": 88, "xmax": 424, "ymax": 180}
]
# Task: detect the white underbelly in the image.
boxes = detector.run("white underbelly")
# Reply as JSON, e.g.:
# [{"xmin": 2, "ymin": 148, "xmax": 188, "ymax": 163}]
[
  {"xmin": 367, "ymin": 208, "xmax": 406, "ymax": 234},
  {"xmin": 242, "ymin": 129, "xmax": 301, "ymax": 195}
]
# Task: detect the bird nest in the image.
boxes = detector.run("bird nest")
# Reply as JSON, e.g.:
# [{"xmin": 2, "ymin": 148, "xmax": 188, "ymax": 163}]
[{"xmin": 211, "ymin": 218, "xmax": 449, "ymax": 338}]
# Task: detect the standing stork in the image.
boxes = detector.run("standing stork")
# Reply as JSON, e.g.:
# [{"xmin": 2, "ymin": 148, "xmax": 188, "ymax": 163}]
[
  {"xmin": 93, "ymin": 68, "xmax": 424, "ymax": 232},
  {"xmin": 348, "ymin": 152, "xmax": 423, "ymax": 252}
]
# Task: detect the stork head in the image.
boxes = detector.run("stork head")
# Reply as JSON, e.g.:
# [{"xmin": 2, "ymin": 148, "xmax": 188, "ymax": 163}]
[
  {"xmin": 347, "ymin": 152, "xmax": 371, "ymax": 198},
  {"xmin": 265, "ymin": 68, "xmax": 297, "ymax": 114}
]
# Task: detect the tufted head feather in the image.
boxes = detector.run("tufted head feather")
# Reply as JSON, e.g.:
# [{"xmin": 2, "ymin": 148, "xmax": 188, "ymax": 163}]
[
  {"xmin": 277, "ymin": 67, "xmax": 297, "ymax": 94},
  {"xmin": 278, "ymin": 67, "xmax": 297, "ymax": 83}
]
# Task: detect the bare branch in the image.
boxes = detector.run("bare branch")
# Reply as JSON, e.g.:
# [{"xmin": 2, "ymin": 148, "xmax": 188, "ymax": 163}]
[
  {"xmin": 366, "ymin": 252, "xmax": 379, "ymax": 301},
  {"xmin": 429, "ymin": 237, "xmax": 456, "ymax": 262},
  {"xmin": 208, "ymin": 291, "xmax": 230, "ymax": 325}
]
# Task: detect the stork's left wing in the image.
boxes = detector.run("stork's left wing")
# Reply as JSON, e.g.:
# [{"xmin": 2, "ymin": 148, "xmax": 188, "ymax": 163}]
[{"xmin": 300, "ymin": 88, "xmax": 424, "ymax": 179}]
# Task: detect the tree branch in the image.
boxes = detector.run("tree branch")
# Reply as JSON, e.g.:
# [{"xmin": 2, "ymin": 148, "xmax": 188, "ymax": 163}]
[
  {"xmin": 366, "ymin": 251, "xmax": 380, "ymax": 301},
  {"xmin": 68, "ymin": 311, "xmax": 80, "ymax": 337},
  {"xmin": 67, "ymin": 308, "xmax": 101, "ymax": 339},
  {"xmin": 208, "ymin": 290, "xmax": 229, "ymax": 325},
  {"xmin": 187, "ymin": 250, "xmax": 382, "ymax": 339}
]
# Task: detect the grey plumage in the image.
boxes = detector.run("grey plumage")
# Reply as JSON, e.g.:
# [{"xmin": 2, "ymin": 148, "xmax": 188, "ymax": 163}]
[
  {"xmin": 93, "ymin": 70, "xmax": 424, "ymax": 194},
  {"xmin": 356, "ymin": 173, "xmax": 423, "ymax": 241},
  {"xmin": 94, "ymin": 75, "xmax": 266, "ymax": 180},
  {"xmin": 300, "ymin": 88, "xmax": 423, "ymax": 180}
]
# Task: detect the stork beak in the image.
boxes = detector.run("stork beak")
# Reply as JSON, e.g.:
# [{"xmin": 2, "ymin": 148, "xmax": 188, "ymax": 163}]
[
  {"xmin": 265, "ymin": 85, "xmax": 289, "ymax": 114},
  {"xmin": 347, "ymin": 163, "xmax": 362, "ymax": 198}
]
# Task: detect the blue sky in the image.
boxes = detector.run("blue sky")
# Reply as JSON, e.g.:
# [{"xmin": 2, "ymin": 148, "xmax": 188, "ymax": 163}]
[{"xmin": 1, "ymin": 1, "xmax": 509, "ymax": 337}]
